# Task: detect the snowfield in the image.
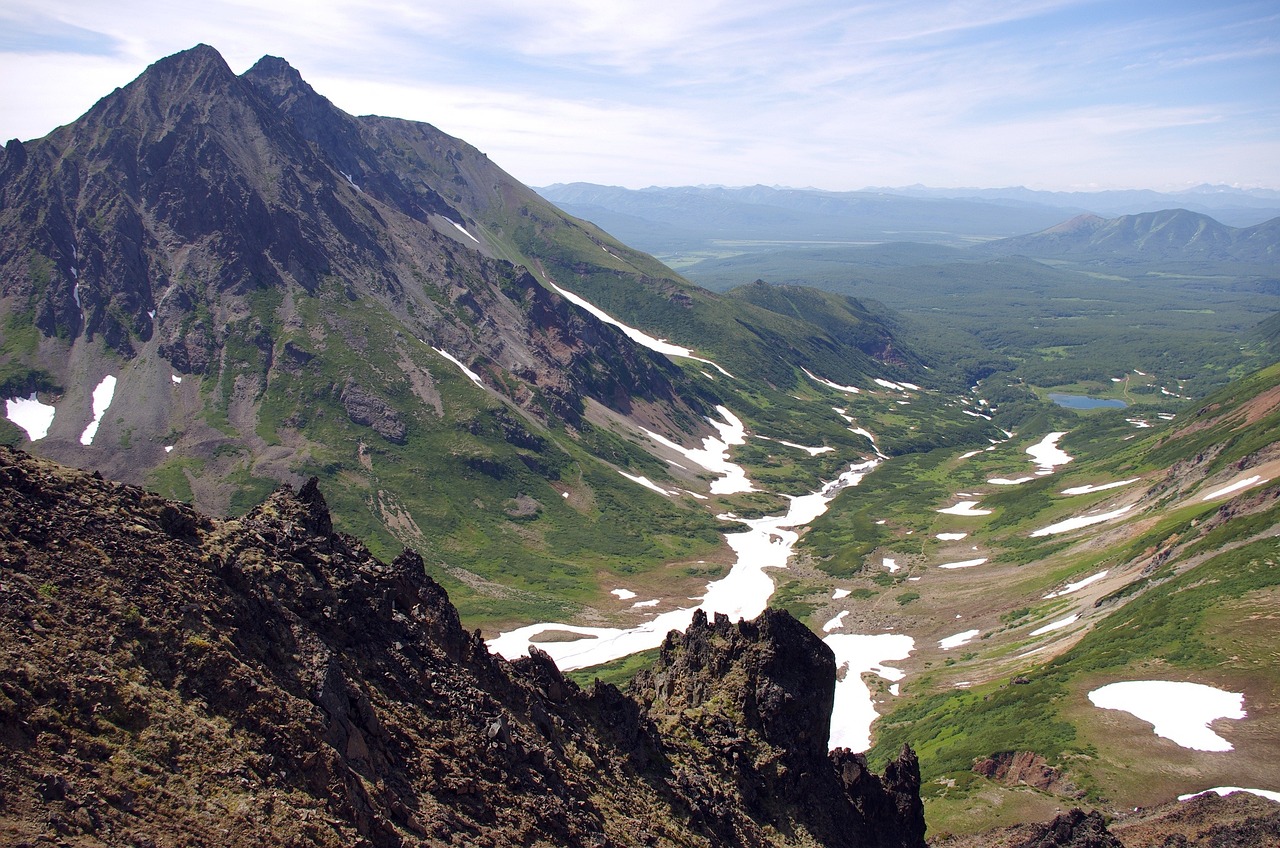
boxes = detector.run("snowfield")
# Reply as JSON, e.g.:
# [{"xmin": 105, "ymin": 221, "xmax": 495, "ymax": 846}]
[
  {"xmin": 1088, "ymin": 681, "xmax": 1245, "ymax": 751},
  {"xmin": 824, "ymin": 633, "xmax": 914, "ymax": 751}
]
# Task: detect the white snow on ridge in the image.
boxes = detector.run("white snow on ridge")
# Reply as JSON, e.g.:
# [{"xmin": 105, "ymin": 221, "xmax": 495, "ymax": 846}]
[
  {"xmin": 1088, "ymin": 681, "xmax": 1245, "ymax": 751},
  {"xmin": 5, "ymin": 393, "xmax": 56, "ymax": 441},
  {"xmin": 1030, "ymin": 504, "xmax": 1133, "ymax": 537},
  {"xmin": 1026, "ymin": 432, "xmax": 1071, "ymax": 474},
  {"xmin": 823, "ymin": 610, "xmax": 849, "ymax": 632},
  {"xmin": 448, "ymin": 219, "xmax": 479, "ymax": 242},
  {"xmin": 1179, "ymin": 787, "xmax": 1280, "ymax": 804},
  {"xmin": 989, "ymin": 476, "xmax": 1033, "ymax": 485},
  {"xmin": 1044, "ymin": 570, "xmax": 1109, "ymax": 599},
  {"xmin": 1061, "ymin": 479, "xmax": 1139, "ymax": 496},
  {"xmin": 431, "ymin": 347, "xmax": 485, "ymax": 388},
  {"xmin": 939, "ymin": 629, "xmax": 980, "ymax": 650},
  {"xmin": 1201, "ymin": 475, "xmax": 1265, "ymax": 501},
  {"xmin": 546, "ymin": 280, "xmax": 733, "ymax": 377},
  {"xmin": 78, "ymin": 375, "xmax": 117, "ymax": 446},
  {"xmin": 826, "ymin": 633, "xmax": 914, "ymax": 751}
]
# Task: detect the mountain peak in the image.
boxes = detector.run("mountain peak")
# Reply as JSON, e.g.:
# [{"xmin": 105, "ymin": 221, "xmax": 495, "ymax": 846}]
[
  {"xmin": 242, "ymin": 53, "xmax": 316, "ymax": 104},
  {"xmin": 138, "ymin": 42, "xmax": 236, "ymax": 92}
]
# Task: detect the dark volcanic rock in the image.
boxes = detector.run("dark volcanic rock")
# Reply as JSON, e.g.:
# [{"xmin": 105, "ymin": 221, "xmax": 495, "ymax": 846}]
[
  {"xmin": 0, "ymin": 447, "xmax": 927, "ymax": 847},
  {"xmin": 1012, "ymin": 809, "xmax": 1123, "ymax": 848},
  {"xmin": 631, "ymin": 608, "xmax": 926, "ymax": 847}
]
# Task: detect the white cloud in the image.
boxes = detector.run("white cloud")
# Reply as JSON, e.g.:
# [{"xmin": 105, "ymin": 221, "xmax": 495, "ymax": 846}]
[{"xmin": 0, "ymin": 0, "xmax": 1276, "ymax": 189}]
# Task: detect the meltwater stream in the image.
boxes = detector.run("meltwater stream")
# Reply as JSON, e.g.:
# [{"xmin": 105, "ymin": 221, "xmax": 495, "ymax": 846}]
[
  {"xmin": 488, "ymin": 458, "xmax": 879, "ymax": 670},
  {"xmin": 488, "ymin": 454, "xmax": 920, "ymax": 750}
]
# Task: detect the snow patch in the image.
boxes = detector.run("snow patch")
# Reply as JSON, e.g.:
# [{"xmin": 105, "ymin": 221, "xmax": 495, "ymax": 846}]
[
  {"xmin": 1089, "ymin": 681, "xmax": 1244, "ymax": 751},
  {"xmin": 939, "ymin": 629, "xmax": 980, "ymax": 650},
  {"xmin": 546, "ymin": 279, "xmax": 733, "ymax": 377},
  {"xmin": 489, "ymin": 460, "xmax": 879, "ymax": 671},
  {"xmin": 937, "ymin": 500, "xmax": 991, "ymax": 516},
  {"xmin": 642, "ymin": 406, "xmax": 753, "ymax": 495},
  {"xmin": 803, "ymin": 368, "xmax": 859, "ymax": 394},
  {"xmin": 882, "ymin": 557, "xmax": 899, "ymax": 573},
  {"xmin": 1061, "ymin": 479, "xmax": 1138, "ymax": 496},
  {"xmin": 5, "ymin": 393, "xmax": 56, "ymax": 441},
  {"xmin": 611, "ymin": 588, "xmax": 637, "ymax": 600},
  {"xmin": 1030, "ymin": 614, "xmax": 1079, "ymax": 636},
  {"xmin": 832, "ymin": 588, "xmax": 851, "ymax": 600},
  {"xmin": 79, "ymin": 375, "xmax": 117, "ymax": 446},
  {"xmin": 938, "ymin": 558, "xmax": 987, "ymax": 570},
  {"xmin": 448, "ymin": 219, "xmax": 479, "ymax": 242},
  {"xmin": 823, "ymin": 610, "xmax": 849, "ymax": 632},
  {"xmin": 1030, "ymin": 504, "xmax": 1133, "ymax": 537},
  {"xmin": 1026, "ymin": 432, "xmax": 1071, "ymax": 474},
  {"xmin": 1044, "ymin": 570, "xmax": 1109, "ymax": 599},
  {"xmin": 431, "ymin": 347, "xmax": 485, "ymax": 388},
  {"xmin": 1201, "ymin": 475, "xmax": 1265, "ymax": 501},
  {"xmin": 989, "ymin": 476, "xmax": 1034, "ymax": 485},
  {"xmin": 825, "ymin": 633, "xmax": 914, "ymax": 751},
  {"xmin": 618, "ymin": 471, "xmax": 673, "ymax": 497},
  {"xmin": 935, "ymin": 532, "xmax": 968, "ymax": 541}
]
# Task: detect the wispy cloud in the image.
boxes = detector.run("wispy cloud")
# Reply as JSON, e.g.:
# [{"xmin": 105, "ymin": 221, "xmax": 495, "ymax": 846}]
[{"xmin": 0, "ymin": 0, "xmax": 1276, "ymax": 189}]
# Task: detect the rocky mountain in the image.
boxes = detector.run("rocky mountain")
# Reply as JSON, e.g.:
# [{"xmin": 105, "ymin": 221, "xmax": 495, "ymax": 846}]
[
  {"xmin": 0, "ymin": 44, "xmax": 933, "ymax": 628},
  {"xmin": 0, "ymin": 444, "xmax": 927, "ymax": 847},
  {"xmin": 976, "ymin": 209, "xmax": 1280, "ymax": 262}
]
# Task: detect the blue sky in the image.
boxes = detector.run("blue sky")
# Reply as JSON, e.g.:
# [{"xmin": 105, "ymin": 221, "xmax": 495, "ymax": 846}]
[{"xmin": 1, "ymin": 1, "xmax": 1277, "ymax": 191}]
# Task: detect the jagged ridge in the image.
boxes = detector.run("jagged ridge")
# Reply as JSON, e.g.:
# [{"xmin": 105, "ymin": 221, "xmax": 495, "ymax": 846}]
[{"xmin": 0, "ymin": 446, "xmax": 925, "ymax": 847}]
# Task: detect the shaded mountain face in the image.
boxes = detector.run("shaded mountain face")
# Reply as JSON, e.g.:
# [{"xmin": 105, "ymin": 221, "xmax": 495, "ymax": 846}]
[
  {"xmin": 978, "ymin": 209, "xmax": 1280, "ymax": 261},
  {"xmin": 0, "ymin": 445, "xmax": 927, "ymax": 847}
]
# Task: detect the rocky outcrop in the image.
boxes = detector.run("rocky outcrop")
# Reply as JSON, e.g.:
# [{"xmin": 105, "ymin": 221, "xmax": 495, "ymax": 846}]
[
  {"xmin": 0, "ymin": 447, "xmax": 927, "ymax": 847},
  {"xmin": 1011, "ymin": 809, "xmax": 1122, "ymax": 848},
  {"xmin": 631, "ymin": 608, "xmax": 926, "ymax": 847},
  {"xmin": 973, "ymin": 750, "xmax": 1080, "ymax": 796}
]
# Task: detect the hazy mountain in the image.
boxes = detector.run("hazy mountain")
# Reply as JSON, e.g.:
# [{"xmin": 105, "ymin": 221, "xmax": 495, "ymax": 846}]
[
  {"xmin": 859, "ymin": 184, "xmax": 1280, "ymax": 228},
  {"xmin": 978, "ymin": 209, "xmax": 1280, "ymax": 261},
  {"xmin": 536, "ymin": 183, "xmax": 1085, "ymax": 251}
]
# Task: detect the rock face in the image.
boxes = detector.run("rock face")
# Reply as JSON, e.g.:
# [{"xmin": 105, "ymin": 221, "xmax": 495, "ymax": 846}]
[{"xmin": 0, "ymin": 446, "xmax": 927, "ymax": 847}]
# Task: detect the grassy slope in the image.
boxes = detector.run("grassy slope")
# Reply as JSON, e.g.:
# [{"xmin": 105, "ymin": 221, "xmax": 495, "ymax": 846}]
[{"xmin": 797, "ymin": 362, "xmax": 1280, "ymax": 836}]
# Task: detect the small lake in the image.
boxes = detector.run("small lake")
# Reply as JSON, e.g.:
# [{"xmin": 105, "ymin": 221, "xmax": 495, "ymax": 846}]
[{"xmin": 1049, "ymin": 393, "xmax": 1128, "ymax": 410}]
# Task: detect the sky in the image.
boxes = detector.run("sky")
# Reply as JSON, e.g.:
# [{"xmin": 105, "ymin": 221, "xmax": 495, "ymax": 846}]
[{"xmin": 1, "ymin": 1, "xmax": 1278, "ymax": 192}]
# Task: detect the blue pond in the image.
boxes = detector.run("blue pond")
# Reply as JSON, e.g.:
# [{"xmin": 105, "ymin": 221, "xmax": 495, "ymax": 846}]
[{"xmin": 1049, "ymin": 393, "xmax": 1128, "ymax": 410}]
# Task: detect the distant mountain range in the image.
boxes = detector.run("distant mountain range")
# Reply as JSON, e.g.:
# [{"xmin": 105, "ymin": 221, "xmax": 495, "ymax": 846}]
[{"xmin": 537, "ymin": 183, "xmax": 1280, "ymax": 256}]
